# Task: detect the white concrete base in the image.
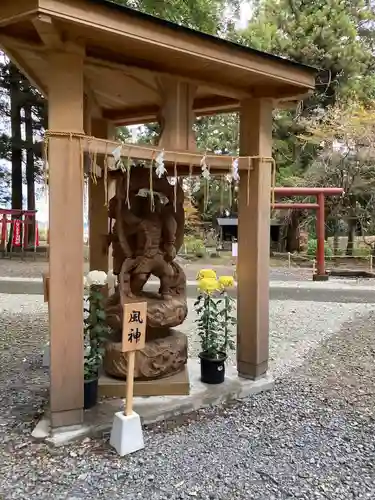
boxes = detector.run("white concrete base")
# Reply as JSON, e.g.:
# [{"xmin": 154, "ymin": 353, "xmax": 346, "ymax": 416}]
[
  {"xmin": 33, "ymin": 359, "xmax": 274, "ymax": 446},
  {"xmin": 110, "ymin": 411, "xmax": 144, "ymax": 456}
]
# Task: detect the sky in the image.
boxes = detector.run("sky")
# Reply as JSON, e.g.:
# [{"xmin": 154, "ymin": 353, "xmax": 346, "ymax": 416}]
[{"xmin": 237, "ymin": 1, "xmax": 252, "ymax": 29}]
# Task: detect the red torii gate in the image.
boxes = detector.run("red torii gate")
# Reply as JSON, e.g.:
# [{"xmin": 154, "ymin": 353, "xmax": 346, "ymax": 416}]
[{"xmin": 273, "ymin": 187, "xmax": 344, "ymax": 280}]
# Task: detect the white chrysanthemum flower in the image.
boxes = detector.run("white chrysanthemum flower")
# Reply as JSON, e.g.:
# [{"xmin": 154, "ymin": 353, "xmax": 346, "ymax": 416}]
[{"xmin": 86, "ymin": 270, "xmax": 108, "ymax": 287}]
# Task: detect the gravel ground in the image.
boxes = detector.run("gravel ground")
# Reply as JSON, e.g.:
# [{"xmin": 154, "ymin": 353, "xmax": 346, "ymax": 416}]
[
  {"xmin": 0, "ymin": 294, "xmax": 375, "ymax": 499},
  {"xmin": 0, "ymin": 257, "xmax": 311, "ymax": 281}
]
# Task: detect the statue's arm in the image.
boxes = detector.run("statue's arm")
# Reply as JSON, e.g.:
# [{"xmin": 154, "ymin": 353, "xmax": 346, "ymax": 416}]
[{"xmin": 162, "ymin": 206, "xmax": 177, "ymax": 261}]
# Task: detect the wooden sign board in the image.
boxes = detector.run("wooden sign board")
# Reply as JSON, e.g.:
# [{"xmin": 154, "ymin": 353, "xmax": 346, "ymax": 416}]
[
  {"xmin": 122, "ymin": 302, "xmax": 147, "ymax": 353},
  {"xmin": 42, "ymin": 273, "xmax": 50, "ymax": 303}
]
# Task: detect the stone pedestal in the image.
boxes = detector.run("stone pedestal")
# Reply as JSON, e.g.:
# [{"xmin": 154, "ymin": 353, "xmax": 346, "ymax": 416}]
[{"xmin": 103, "ymin": 329, "xmax": 188, "ymax": 380}]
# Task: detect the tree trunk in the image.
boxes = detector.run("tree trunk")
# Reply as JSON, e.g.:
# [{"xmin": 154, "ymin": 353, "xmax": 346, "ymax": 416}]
[
  {"xmin": 286, "ymin": 210, "xmax": 300, "ymax": 253},
  {"xmin": 25, "ymin": 103, "xmax": 35, "ymax": 247},
  {"xmin": 333, "ymin": 220, "xmax": 340, "ymax": 256},
  {"xmin": 346, "ymin": 219, "xmax": 356, "ymax": 256},
  {"xmin": 8, "ymin": 64, "xmax": 23, "ymax": 251},
  {"xmin": 10, "ymin": 64, "xmax": 22, "ymax": 211}
]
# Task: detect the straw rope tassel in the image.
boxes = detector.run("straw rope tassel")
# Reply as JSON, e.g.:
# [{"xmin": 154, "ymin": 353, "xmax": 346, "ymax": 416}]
[
  {"xmin": 87, "ymin": 139, "xmax": 94, "ymax": 184},
  {"xmin": 80, "ymin": 139, "xmax": 86, "ymax": 222},
  {"xmin": 271, "ymin": 158, "xmax": 276, "ymax": 208},
  {"xmin": 126, "ymin": 151, "xmax": 131, "ymax": 209},
  {"xmin": 204, "ymin": 178, "xmax": 208, "ymax": 213},
  {"xmin": 42, "ymin": 136, "xmax": 49, "ymax": 204},
  {"xmin": 204, "ymin": 163, "xmax": 211, "ymax": 213},
  {"xmin": 247, "ymin": 157, "xmax": 251, "ymax": 206},
  {"xmin": 104, "ymin": 143, "xmax": 109, "ymax": 206},
  {"xmin": 174, "ymin": 159, "xmax": 177, "ymax": 212},
  {"xmin": 92, "ymin": 146, "xmax": 98, "ymax": 185},
  {"xmin": 189, "ymin": 163, "xmax": 193, "ymax": 206},
  {"xmin": 229, "ymin": 177, "xmax": 232, "ymax": 210},
  {"xmin": 220, "ymin": 176, "xmax": 224, "ymax": 214},
  {"xmin": 149, "ymin": 153, "xmax": 155, "ymax": 212}
]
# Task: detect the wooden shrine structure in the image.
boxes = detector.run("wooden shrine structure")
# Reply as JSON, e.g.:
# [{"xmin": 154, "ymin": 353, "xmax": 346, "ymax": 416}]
[{"xmin": 0, "ymin": 0, "xmax": 316, "ymax": 428}]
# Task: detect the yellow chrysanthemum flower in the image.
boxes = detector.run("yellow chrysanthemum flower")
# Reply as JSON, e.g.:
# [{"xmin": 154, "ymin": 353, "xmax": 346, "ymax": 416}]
[
  {"xmin": 219, "ymin": 275, "xmax": 235, "ymax": 289},
  {"xmin": 198, "ymin": 277, "xmax": 220, "ymax": 294},
  {"xmin": 196, "ymin": 268, "xmax": 217, "ymax": 281}
]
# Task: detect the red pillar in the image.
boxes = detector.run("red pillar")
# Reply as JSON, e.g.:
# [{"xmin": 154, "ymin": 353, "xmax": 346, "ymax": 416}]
[{"xmin": 314, "ymin": 192, "xmax": 329, "ymax": 281}]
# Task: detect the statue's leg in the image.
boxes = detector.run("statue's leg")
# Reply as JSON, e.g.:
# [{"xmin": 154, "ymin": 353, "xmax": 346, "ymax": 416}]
[
  {"xmin": 131, "ymin": 273, "xmax": 149, "ymax": 295},
  {"xmin": 119, "ymin": 258, "xmax": 135, "ymax": 300},
  {"xmin": 153, "ymin": 257, "xmax": 173, "ymax": 299}
]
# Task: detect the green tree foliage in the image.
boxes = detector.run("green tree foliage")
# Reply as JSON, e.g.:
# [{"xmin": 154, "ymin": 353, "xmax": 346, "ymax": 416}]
[
  {"xmin": 237, "ymin": 0, "xmax": 375, "ymax": 184},
  {"xmin": 114, "ymin": 0, "xmax": 240, "ymax": 34},
  {"xmin": 0, "ymin": 56, "xmax": 46, "ymax": 212}
]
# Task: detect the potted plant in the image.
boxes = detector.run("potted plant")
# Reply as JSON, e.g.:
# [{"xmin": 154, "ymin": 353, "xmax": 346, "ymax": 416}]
[
  {"xmin": 83, "ymin": 270, "xmax": 110, "ymax": 409},
  {"xmin": 195, "ymin": 270, "xmax": 236, "ymax": 384}
]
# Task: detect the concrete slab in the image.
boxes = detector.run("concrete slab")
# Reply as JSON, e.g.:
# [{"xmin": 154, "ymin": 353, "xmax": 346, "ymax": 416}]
[{"xmin": 33, "ymin": 359, "xmax": 274, "ymax": 446}]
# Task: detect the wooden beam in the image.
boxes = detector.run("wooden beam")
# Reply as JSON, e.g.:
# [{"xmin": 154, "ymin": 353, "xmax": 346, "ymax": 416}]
[
  {"xmin": 38, "ymin": 0, "xmax": 316, "ymax": 89},
  {"xmin": 48, "ymin": 48, "xmax": 85, "ymax": 427},
  {"xmin": 88, "ymin": 118, "xmax": 110, "ymax": 272},
  {"xmin": 67, "ymin": 135, "xmax": 261, "ymax": 171},
  {"xmin": 85, "ymin": 56, "xmax": 251, "ymax": 101},
  {"xmin": 84, "ymin": 78, "xmax": 102, "ymax": 119},
  {"xmin": 158, "ymin": 77, "xmax": 197, "ymax": 151},
  {"xmin": 0, "ymin": 0, "xmax": 38, "ymax": 27},
  {"xmin": 252, "ymin": 85, "xmax": 313, "ymax": 100},
  {"xmin": 103, "ymin": 96, "xmax": 239, "ymax": 124},
  {"xmin": 237, "ymin": 98, "xmax": 273, "ymax": 380},
  {"xmin": 32, "ymin": 14, "xmax": 63, "ymax": 49},
  {"xmin": 0, "ymin": 41, "xmax": 47, "ymax": 96}
]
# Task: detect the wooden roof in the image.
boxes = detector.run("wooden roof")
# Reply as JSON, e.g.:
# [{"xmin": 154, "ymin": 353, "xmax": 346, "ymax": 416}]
[{"xmin": 0, "ymin": 0, "xmax": 317, "ymax": 124}]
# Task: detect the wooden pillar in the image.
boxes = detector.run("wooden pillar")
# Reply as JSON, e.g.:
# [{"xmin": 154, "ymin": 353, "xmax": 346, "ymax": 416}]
[
  {"xmin": 158, "ymin": 78, "xmax": 197, "ymax": 151},
  {"xmin": 88, "ymin": 118, "xmax": 112, "ymax": 272},
  {"xmin": 48, "ymin": 47, "xmax": 85, "ymax": 427},
  {"xmin": 237, "ymin": 98, "xmax": 273, "ymax": 380}
]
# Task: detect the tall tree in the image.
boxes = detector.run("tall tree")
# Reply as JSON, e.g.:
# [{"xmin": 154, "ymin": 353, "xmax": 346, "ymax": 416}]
[
  {"xmin": 9, "ymin": 63, "xmax": 23, "ymax": 212},
  {"xmin": 234, "ymin": 0, "xmax": 375, "ymax": 243},
  {"xmin": 115, "ymin": 0, "xmax": 240, "ymax": 34}
]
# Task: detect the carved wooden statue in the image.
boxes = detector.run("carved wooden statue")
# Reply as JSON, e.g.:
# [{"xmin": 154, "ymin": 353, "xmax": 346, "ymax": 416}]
[{"xmin": 104, "ymin": 167, "xmax": 188, "ymax": 380}]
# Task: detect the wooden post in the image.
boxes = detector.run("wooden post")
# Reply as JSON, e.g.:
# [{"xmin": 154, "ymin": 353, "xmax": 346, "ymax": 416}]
[
  {"xmin": 88, "ymin": 118, "xmax": 112, "ymax": 272},
  {"xmin": 42, "ymin": 272, "xmax": 50, "ymax": 303},
  {"xmin": 158, "ymin": 78, "xmax": 197, "ymax": 151},
  {"xmin": 125, "ymin": 351, "xmax": 136, "ymax": 416},
  {"xmin": 316, "ymin": 192, "xmax": 326, "ymax": 277},
  {"xmin": 48, "ymin": 46, "xmax": 85, "ymax": 428},
  {"xmin": 237, "ymin": 98, "xmax": 273, "ymax": 380},
  {"xmin": 121, "ymin": 302, "xmax": 147, "ymax": 415}
]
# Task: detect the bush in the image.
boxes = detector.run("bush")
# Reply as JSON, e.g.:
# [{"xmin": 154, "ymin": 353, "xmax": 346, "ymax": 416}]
[
  {"xmin": 307, "ymin": 239, "xmax": 333, "ymax": 260},
  {"xmin": 38, "ymin": 227, "xmax": 48, "ymax": 242},
  {"xmin": 183, "ymin": 235, "xmax": 206, "ymax": 258},
  {"xmin": 353, "ymin": 246, "xmax": 371, "ymax": 257}
]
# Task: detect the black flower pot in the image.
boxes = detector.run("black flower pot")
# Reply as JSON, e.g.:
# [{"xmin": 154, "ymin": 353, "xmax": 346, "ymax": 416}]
[
  {"xmin": 199, "ymin": 352, "xmax": 227, "ymax": 384},
  {"xmin": 84, "ymin": 378, "xmax": 98, "ymax": 409}
]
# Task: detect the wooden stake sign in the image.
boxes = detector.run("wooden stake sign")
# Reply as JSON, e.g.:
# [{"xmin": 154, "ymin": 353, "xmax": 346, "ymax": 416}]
[
  {"xmin": 122, "ymin": 302, "xmax": 147, "ymax": 416},
  {"xmin": 42, "ymin": 272, "xmax": 50, "ymax": 303}
]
